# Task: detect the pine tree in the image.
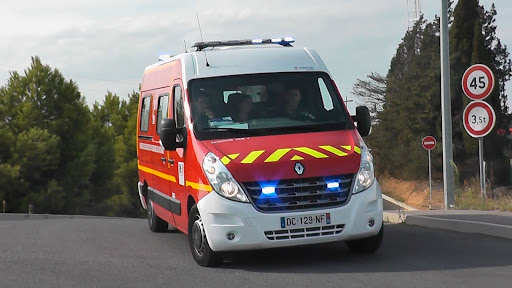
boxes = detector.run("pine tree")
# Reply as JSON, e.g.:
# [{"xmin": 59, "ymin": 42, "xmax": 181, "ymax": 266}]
[
  {"xmin": 366, "ymin": 18, "xmax": 442, "ymax": 179},
  {"xmin": 0, "ymin": 56, "xmax": 94, "ymax": 213},
  {"xmin": 449, "ymin": 0, "xmax": 511, "ymax": 182},
  {"xmin": 360, "ymin": 1, "xmax": 511, "ymax": 183},
  {"xmin": 88, "ymin": 91, "xmax": 142, "ymax": 217}
]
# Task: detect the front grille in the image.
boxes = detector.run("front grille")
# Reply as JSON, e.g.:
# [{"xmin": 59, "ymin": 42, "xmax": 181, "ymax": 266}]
[
  {"xmin": 242, "ymin": 175, "xmax": 354, "ymax": 213},
  {"xmin": 264, "ymin": 224, "xmax": 345, "ymax": 240}
]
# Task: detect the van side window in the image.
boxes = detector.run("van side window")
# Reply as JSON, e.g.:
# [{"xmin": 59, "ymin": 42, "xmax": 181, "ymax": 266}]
[
  {"xmin": 140, "ymin": 96, "xmax": 151, "ymax": 132},
  {"xmin": 156, "ymin": 94, "xmax": 169, "ymax": 134},
  {"xmin": 318, "ymin": 78, "xmax": 334, "ymax": 111},
  {"xmin": 173, "ymin": 86, "xmax": 184, "ymax": 128}
]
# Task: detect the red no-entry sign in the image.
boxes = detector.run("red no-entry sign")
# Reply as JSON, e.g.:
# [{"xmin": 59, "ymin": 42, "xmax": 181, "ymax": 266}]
[
  {"xmin": 462, "ymin": 64, "xmax": 495, "ymax": 101},
  {"xmin": 422, "ymin": 136, "xmax": 436, "ymax": 150},
  {"xmin": 463, "ymin": 101, "xmax": 496, "ymax": 138}
]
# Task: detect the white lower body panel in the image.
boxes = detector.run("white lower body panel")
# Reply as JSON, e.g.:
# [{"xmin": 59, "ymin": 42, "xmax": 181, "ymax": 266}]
[
  {"xmin": 197, "ymin": 181, "xmax": 383, "ymax": 252},
  {"xmin": 138, "ymin": 182, "xmax": 147, "ymax": 210}
]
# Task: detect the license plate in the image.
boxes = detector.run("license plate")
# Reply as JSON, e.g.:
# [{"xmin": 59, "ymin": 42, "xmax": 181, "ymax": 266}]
[{"xmin": 281, "ymin": 213, "xmax": 331, "ymax": 229}]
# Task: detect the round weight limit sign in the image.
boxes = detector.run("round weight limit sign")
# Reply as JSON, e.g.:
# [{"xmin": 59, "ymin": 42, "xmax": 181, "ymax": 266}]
[{"xmin": 463, "ymin": 101, "xmax": 496, "ymax": 138}]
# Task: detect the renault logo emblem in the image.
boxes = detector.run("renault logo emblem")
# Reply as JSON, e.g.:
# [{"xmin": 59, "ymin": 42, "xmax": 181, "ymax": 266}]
[{"xmin": 294, "ymin": 162, "xmax": 305, "ymax": 175}]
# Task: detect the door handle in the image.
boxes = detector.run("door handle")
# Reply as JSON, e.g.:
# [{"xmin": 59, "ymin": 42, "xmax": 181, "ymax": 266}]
[
  {"xmin": 168, "ymin": 158, "xmax": 175, "ymax": 165},
  {"xmin": 160, "ymin": 157, "xmax": 166, "ymax": 163}
]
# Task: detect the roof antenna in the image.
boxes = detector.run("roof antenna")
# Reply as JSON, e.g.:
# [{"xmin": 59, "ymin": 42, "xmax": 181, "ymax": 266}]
[
  {"xmin": 196, "ymin": 13, "xmax": 210, "ymax": 67},
  {"xmin": 184, "ymin": 40, "xmax": 187, "ymax": 53}
]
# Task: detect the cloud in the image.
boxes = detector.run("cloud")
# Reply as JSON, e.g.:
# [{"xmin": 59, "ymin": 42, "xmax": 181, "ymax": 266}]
[{"xmin": 1, "ymin": 0, "xmax": 511, "ymax": 110}]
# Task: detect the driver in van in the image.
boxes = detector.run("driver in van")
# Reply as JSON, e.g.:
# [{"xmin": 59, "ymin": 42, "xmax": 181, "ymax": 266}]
[
  {"xmin": 194, "ymin": 92, "xmax": 216, "ymax": 119},
  {"xmin": 193, "ymin": 90, "xmax": 216, "ymax": 128}
]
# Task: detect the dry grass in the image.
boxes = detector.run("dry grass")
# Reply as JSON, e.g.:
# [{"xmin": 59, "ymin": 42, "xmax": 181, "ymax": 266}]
[
  {"xmin": 379, "ymin": 177, "xmax": 444, "ymax": 210},
  {"xmin": 379, "ymin": 176, "xmax": 512, "ymax": 212},
  {"xmin": 455, "ymin": 178, "xmax": 512, "ymax": 212}
]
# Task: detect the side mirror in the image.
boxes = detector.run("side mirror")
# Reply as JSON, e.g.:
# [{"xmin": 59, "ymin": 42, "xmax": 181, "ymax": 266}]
[
  {"xmin": 159, "ymin": 119, "xmax": 178, "ymax": 151},
  {"xmin": 352, "ymin": 106, "xmax": 371, "ymax": 137}
]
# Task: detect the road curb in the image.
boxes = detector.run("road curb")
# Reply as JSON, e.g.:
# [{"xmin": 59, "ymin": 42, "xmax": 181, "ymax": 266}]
[
  {"xmin": 405, "ymin": 215, "xmax": 512, "ymax": 240},
  {"xmin": 382, "ymin": 194, "xmax": 417, "ymax": 211},
  {"xmin": 384, "ymin": 211, "xmax": 406, "ymax": 224},
  {"xmin": 384, "ymin": 211, "xmax": 512, "ymax": 240}
]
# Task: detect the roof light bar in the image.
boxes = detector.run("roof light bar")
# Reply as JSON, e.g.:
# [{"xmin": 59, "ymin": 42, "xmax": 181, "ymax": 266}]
[
  {"xmin": 158, "ymin": 54, "xmax": 172, "ymax": 61},
  {"xmin": 192, "ymin": 37, "xmax": 295, "ymax": 51}
]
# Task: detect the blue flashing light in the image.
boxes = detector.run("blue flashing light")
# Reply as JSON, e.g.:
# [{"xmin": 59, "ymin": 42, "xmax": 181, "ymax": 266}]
[
  {"xmin": 271, "ymin": 38, "xmax": 282, "ymax": 43},
  {"xmin": 284, "ymin": 37, "xmax": 295, "ymax": 43},
  {"xmin": 262, "ymin": 186, "xmax": 276, "ymax": 195},
  {"xmin": 252, "ymin": 39, "xmax": 263, "ymax": 44},
  {"xmin": 327, "ymin": 182, "xmax": 340, "ymax": 189}
]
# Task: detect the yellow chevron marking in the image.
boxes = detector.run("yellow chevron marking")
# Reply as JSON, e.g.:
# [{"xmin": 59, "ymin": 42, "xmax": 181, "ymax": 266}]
[
  {"xmin": 291, "ymin": 155, "xmax": 304, "ymax": 161},
  {"xmin": 241, "ymin": 150, "xmax": 265, "ymax": 164},
  {"xmin": 221, "ymin": 156, "xmax": 231, "ymax": 165},
  {"xmin": 138, "ymin": 162, "xmax": 177, "ymax": 182},
  {"xmin": 293, "ymin": 147, "xmax": 329, "ymax": 159},
  {"xmin": 319, "ymin": 145, "xmax": 348, "ymax": 157},
  {"xmin": 341, "ymin": 145, "xmax": 352, "ymax": 151},
  {"xmin": 228, "ymin": 153, "xmax": 240, "ymax": 160},
  {"xmin": 354, "ymin": 146, "xmax": 362, "ymax": 154},
  {"xmin": 221, "ymin": 153, "xmax": 240, "ymax": 165},
  {"xmin": 186, "ymin": 181, "xmax": 212, "ymax": 192},
  {"xmin": 264, "ymin": 148, "xmax": 291, "ymax": 163}
]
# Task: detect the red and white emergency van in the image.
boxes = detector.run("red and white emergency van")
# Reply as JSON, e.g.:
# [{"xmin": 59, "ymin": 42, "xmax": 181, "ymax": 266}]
[{"xmin": 137, "ymin": 38, "xmax": 383, "ymax": 266}]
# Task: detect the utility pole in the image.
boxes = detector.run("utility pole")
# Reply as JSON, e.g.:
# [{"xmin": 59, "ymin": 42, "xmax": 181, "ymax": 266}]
[{"xmin": 441, "ymin": 0, "xmax": 455, "ymax": 209}]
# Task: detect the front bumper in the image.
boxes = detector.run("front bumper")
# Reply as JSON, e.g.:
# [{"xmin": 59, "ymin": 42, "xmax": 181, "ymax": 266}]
[{"xmin": 197, "ymin": 181, "xmax": 383, "ymax": 252}]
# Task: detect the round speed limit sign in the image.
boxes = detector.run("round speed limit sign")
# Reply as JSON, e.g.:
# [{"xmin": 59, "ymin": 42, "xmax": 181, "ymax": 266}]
[
  {"xmin": 463, "ymin": 101, "xmax": 496, "ymax": 138},
  {"xmin": 462, "ymin": 64, "xmax": 495, "ymax": 100}
]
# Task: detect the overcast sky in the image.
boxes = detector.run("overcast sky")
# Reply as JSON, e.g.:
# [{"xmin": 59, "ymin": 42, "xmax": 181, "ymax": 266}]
[{"xmin": 1, "ymin": 0, "xmax": 510, "ymax": 113}]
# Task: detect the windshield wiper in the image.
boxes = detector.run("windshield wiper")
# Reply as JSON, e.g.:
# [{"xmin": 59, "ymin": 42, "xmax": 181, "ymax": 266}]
[
  {"xmin": 200, "ymin": 127, "xmax": 252, "ymax": 132},
  {"xmin": 263, "ymin": 121, "xmax": 347, "ymax": 132}
]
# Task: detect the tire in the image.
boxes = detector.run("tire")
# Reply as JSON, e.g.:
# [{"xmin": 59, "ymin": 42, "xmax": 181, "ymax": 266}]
[
  {"xmin": 147, "ymin": 199, "xmax": 168, "ymax": 233},
  {"xmin": 188, "ymin": 204, "xmax": 221, "ymax": 267},
  {"xmin": 345, "ymin": 223, "xmax": 384, "ymax": 253}
]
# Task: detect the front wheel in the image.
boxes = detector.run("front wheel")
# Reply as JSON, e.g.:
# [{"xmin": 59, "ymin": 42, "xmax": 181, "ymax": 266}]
[
  {"xmin": 345, "ymin": 223, "xmax": 384, "ymax": 253},
  {"xmin": 188, "ymin": 204, "xmax": 221, "ymax": 267}
]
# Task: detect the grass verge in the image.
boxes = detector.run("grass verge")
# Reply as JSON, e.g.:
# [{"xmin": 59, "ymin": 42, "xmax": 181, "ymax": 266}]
[{"xmin": 456, "ymin": 178, "xmax": 512, "ymax": 212}]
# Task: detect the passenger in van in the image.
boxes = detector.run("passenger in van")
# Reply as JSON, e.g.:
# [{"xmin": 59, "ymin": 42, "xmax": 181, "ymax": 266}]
[
  {"xmin": 227, "ymin": 93, "xmax": 253, "ymax": 122},
  {"xmin": 278, "ymin": 87, "xmax": 315, "ymax": 120}
]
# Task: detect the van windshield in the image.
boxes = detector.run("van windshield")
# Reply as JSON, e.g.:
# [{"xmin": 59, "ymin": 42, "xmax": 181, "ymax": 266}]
[{"xmin": 188, "ymin": 72, "xmax": 354, "ymax": 140}]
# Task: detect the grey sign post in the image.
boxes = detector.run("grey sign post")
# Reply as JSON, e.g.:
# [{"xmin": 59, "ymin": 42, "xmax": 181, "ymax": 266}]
[
  {"xmin": 440, "ymin": 0, "xmax": 455, "ymax": 209},
  {"xmin": 422, "ymin": 136, "xmax": 437, "ymax": 201}
]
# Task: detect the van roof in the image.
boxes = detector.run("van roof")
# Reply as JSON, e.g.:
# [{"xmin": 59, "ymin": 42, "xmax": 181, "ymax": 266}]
[{"xmin": 144, "ymin": 44, "xmax": 330, "ymax": 79}]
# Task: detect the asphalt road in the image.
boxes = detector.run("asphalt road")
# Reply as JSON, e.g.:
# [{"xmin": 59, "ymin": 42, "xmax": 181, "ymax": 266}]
[
  {"xmin": 1, "ymin": 217, "xmax": 512, "ymax": 288},
  {"xmin": 420, "ymin": 213, "xmax": 512, "ymax": 226}
]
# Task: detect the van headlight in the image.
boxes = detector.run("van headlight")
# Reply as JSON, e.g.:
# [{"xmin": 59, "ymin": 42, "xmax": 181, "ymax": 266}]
[
  {"xmin": 202, "ymin": 152, "xmax": 249, "ymax": 202},
  {"xmin": 353, "ymin": 144, "xmax": 375, "ymax": 194}
]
